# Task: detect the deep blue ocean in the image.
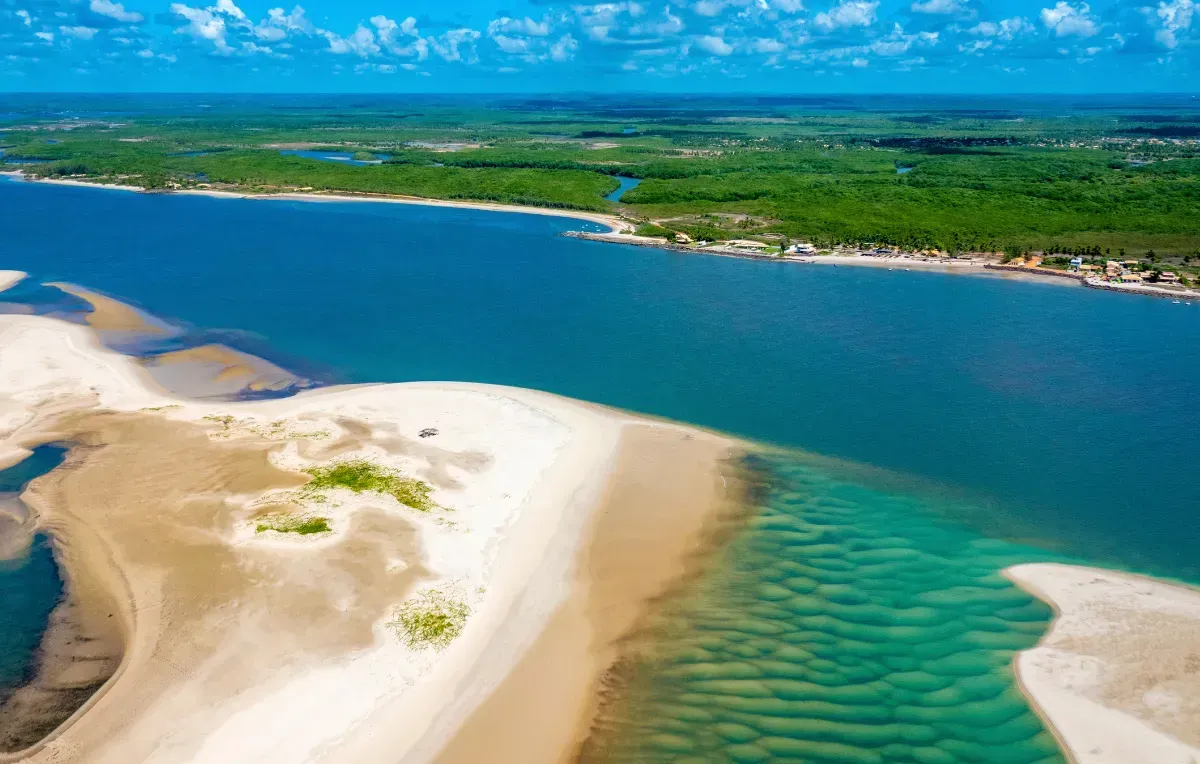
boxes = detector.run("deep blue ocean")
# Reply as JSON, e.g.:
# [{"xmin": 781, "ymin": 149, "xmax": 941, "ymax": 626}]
[{"xmin": 2, "ymin": 176, "xmax": 1199, "ymax": 759}]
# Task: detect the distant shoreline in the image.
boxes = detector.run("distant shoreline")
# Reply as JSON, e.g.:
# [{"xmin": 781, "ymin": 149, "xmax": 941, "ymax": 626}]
[
  {"xmin": 0, "ymin": 171, "xmax": 632, "ymax": 235},
  {"xmin": 5, "ymin": 170, "xmax": 1198, "ymax": 301},
  {"xmin": 567, "ymin": 231, "xmax": 1200, "ymax": 300}
]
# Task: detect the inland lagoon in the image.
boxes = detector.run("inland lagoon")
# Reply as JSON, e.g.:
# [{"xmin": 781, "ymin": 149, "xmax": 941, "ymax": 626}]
[
  {"xmin": 0, "ymin": 446, "xmax": 69, "ymax": 750},
  {"xmin": 2, "ymin": 176, "xmax": 1200, "ymax": 761}
]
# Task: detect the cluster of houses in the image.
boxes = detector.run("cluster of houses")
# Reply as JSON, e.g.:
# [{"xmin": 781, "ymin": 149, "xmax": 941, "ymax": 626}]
[{"xmin": 1068, "ymin": 257, "xmax": 1182, "ymax": 285}]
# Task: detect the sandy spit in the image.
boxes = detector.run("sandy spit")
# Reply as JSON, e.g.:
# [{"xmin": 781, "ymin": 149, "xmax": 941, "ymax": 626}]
[
  {"xmin": 0, "ymin": 272, "xmax": 26, "ymax": 294},
  {"xmin": 0, "ymin": 312, "xmax": 735, "ymax": 764},
  {"xmin": 46, "ymin": 283, "xmax": 170, "ymax": 335},
  {"xmin": 1005, "ymin": 563, "xmax": 1200, "ymax": 764},
  {"xmin": 2, "ymin": 171, "xmax": 633, "ymax": 234}
]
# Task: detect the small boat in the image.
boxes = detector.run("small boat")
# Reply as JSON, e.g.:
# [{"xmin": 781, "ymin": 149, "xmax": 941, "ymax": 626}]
[{"xmin": 1174, "ymin": 300, "xmax": 1182, "ymax": 304}]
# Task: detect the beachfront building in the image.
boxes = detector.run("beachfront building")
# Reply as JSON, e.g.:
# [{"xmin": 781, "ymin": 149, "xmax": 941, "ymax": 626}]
[
  {"xmin": 1079, "ymin": 264, "xmax": 1101, "ymax": 273},
  {"xmin": 1120, "ymin": 272, "xmax": 1145, "ymax": 283},
  {"xmin": 1159, "ymin": 272, "xmax": 1181, "ymax": 283},
  {"xmin": 1069, "ymin": 257, "xmax": 1084, "ymax": 270},
  {"xmin": 1106, "ymin": 261, "xmax": 1124, "ymax": 278},
  {"xmin": 725, "ymin": 239, "xmax": 774, "ymax": 252}
]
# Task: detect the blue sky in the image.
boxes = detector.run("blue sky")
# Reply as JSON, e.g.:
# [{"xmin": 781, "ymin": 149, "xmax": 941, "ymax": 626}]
[{"xmin": 1, "ymin": 0, "xmax": 1196, "ymax": 91}]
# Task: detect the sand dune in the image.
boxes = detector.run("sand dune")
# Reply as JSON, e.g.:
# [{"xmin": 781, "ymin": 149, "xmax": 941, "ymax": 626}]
[{"xmin": 0, "ymin": 312, "xmax": 738, "ymax": 764}]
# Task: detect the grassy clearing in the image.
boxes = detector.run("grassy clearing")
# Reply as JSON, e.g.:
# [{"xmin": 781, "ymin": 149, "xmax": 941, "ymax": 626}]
[
  {"xmin": 389, "ymin": 590, "xmax": 469, "ymax": 649},
  {"xmin": 303, "ymin": 458, "xmax": 435, "ymax": 511},
  {"xmin": 250, "ymin": 419, "xmax": 331, "ymax": 440},
  {"xmin": 255, "ymin": 514, "xmax": 331, "ymax": 535},
  {"xmin": 202, "ymin": 414, "xmax": 330, "ymax": 440}
]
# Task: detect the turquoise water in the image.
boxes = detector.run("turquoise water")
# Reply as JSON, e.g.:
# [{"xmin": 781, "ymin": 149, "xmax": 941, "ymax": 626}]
[
  {"xmin": 586, "ymin": 453, "xmax": 1070, "ymax": 762},
  {"xmin": 2, "ymin": 177, "xmax": 1199, "ymax": 757},
  {"xmin": 0, "ymin": 447, "xmax": 68, "ymax": 699},
  {"xmin": 605, "ymin": 175, "xmax": 642, "ymax": 202}
]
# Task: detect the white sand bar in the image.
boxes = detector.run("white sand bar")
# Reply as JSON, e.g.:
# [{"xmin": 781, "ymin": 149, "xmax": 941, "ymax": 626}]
[
  {"xmin": 0, "ymin": 271, "xmax": 26, "ymax": 294},
  {"xmin": 1006, "ymin": 563, "xmax": 1200, "ymax": 764},
  {"xmin": 0, "ymin": 312, "xmax": 681, "ymax": 764}
]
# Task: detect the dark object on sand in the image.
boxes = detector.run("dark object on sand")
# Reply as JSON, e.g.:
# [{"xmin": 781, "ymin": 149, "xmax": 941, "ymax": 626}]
[{"xmin": 419, "ymin": 428, "xmax": 439, "ymax": 438}]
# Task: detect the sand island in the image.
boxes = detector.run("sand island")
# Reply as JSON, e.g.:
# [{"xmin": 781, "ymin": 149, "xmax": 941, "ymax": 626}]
[{"xmin": 0, "ymin": 310, "xmax": 740, "ymax": 763}]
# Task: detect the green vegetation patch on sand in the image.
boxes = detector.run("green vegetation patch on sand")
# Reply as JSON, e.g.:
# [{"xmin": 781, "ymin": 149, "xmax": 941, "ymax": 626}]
[
  {"xmin": 389, "ymin": 589, "xmax": 469, "ymax": 650},
  {"xmin": 303, "ymin": 458, "xmax": 435, "ymax": 511},
  {"xmin": 255, "ymin": 514, "xmax": 331, "ymax": 535}
]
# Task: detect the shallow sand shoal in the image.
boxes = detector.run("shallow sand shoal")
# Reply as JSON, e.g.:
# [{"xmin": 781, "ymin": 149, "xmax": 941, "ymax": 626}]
[
  {"xmin": 143, "ymin": 344, "xmax": 304, "ymax": 397},
  {"xmin": 46, "ymin": 283, "xmax": 169, "ymax": 335},
  {"xmin": 0, "ymin": 311, "xmax": 734, "ymax": 764},
  {"xmin": 1005, "ymin": 563, "xmax": 1200, "ymax": 764},
  {"xmin": 0, "ymin": 272, "xmax": 26, "ymax": 294}
]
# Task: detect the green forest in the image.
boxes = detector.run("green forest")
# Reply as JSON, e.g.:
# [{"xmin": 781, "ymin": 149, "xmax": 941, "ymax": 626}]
[{"xmin": 2, "ymin": 95, "xmax": 1198, "ymax": 257}]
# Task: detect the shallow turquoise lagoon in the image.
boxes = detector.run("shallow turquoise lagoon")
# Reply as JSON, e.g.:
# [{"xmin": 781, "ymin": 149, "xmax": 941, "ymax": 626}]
[
  {"xmin": 2, "ymin": 177, "xmax": 1199, "ymax": 759},
  {"xmin": 584, "ymin": 452, "xmax": 1068, "ymax": 763}
]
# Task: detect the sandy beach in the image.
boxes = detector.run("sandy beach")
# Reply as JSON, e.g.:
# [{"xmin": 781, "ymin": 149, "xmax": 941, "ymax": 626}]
[
  {"xmin": 1005, "ymin": 563, "xmax": 1200, "ymax": 764},
  {"xmin": 0, "ymin": 311, "xmax": 738, "ymax": 763},
  {"xmin": 0, "ymin": 171, "xmax": 633, "ymax": 235},
  {"xmin": 0, "ymin": 271, "xmax": 26, "ymax": 294}
]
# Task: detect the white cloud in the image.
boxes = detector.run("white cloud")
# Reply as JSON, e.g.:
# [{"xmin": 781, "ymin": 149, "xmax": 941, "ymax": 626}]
[
  {"xmin": 749, "ymin": 37, "xmax": 786, "ymax": 52},
  {"xmin": 35, "ymin": 31, "xmax": 53, "ymax": 42},
  {"xmin": 370, "ymin": 14, "xmax": 426, "ymax": 57},
  {"xmin": 430, "ymin": 28, "xmax": 481, "ymax": 63},
  {"xmin": 772, "ymin": 0, "xmax": 805, "ymax": 11},
  {"xmin": 171, "ymin": 3, "xmax": 230, "ymax": 50},
  {"xmin": 89, "ymin": 0, "xmax": 144, "ymax": 24},
  {"xmin": 549, "ymin": 33, "xmax": 579, "ymax": 60},
  {"xmin": 814, "ymin": 0, "xmax": 878, "ymax": 30},
  {"xmin": 16, "ymin": 9, "xmax": 32, "ymax": 26},
  {"xmin": 488, "ymin": 16, "xmax": 551, "ymax": 36},
  {"xmin": 1040, "ymin": 2, "xmax": 1099, "ymax": 38},
  {"xmin": 256, "ymin": 6, "xmax": 312, "ymax": 40},
  {"xmin": 59, "ymin": 25, "xmax": 99, "ymax": 39},
  {"xmin": 326, "ymin": 25, "xmax": 380, "ymax": 57},
  {"xmin": 1154, "ymin": 0, "xmax": 1194, "ymax": 48},
  {"xmin": 910, "ymin": 0, "xmax": 963, "ymax": 14},
  {"xmin": 214, "ymin": 0, "xmax": 246, "ymax": 21},
  {"xmin": 694, "ymin": 0, "xmax": 727, "ymax": 15},
  {"xmin": 630, "ymin": 7, "xmax": 684, "ymax": 35},
  {"xmin": 851, "ymin": 56, "xmax": 868, "ymax": 65},
  {"xmin": 969, "ymin": 17, "xmax": 1034, "ymax": 40},
  {"xmin": 574, "ymin": 2, "xmax": 646, "ymax": 41},
  {"xmin": 696, "ymin": 34, "xmax": 733, "ymax": 54},
  {"xmin": 136, "ymin": 47, "xmax": 153, "ymax": 57}
]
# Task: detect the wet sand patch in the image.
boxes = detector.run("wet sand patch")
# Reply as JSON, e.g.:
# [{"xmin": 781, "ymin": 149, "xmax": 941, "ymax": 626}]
[
  {"xmin": 142, "ymin": 344, "xmax": 305, "ymax": 398},
  {"xmin": 430, "ymin": 424, "xmax": 744, "ymax": 764},
  {"xmin": 45, "ymin": 284, "xmax": 170, "ymax": 337}
]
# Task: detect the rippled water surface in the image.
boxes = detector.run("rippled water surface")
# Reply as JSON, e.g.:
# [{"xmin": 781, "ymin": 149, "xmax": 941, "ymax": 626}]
[{"xmin": 588, "ymin": 453, "xmax": 1066, "ymax": 763}]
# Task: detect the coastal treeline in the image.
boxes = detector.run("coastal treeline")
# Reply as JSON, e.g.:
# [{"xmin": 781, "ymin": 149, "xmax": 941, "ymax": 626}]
[{"xmin": 3, "ymin": 97, "xmax": 1199, "ymax": 255}]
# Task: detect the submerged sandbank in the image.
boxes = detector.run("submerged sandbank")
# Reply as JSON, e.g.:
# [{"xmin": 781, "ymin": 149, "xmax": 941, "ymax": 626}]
[
  {"xmin": 0, "ymin": 311, "xmax": 737, "ymax": 763},
  {"xmin": 45, "ymin": 283, "xmax": 170, "ymax": 336},
  {"xmin": 1006, "ymin": 563, "xmax": 1200, "ymax": 764}
]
